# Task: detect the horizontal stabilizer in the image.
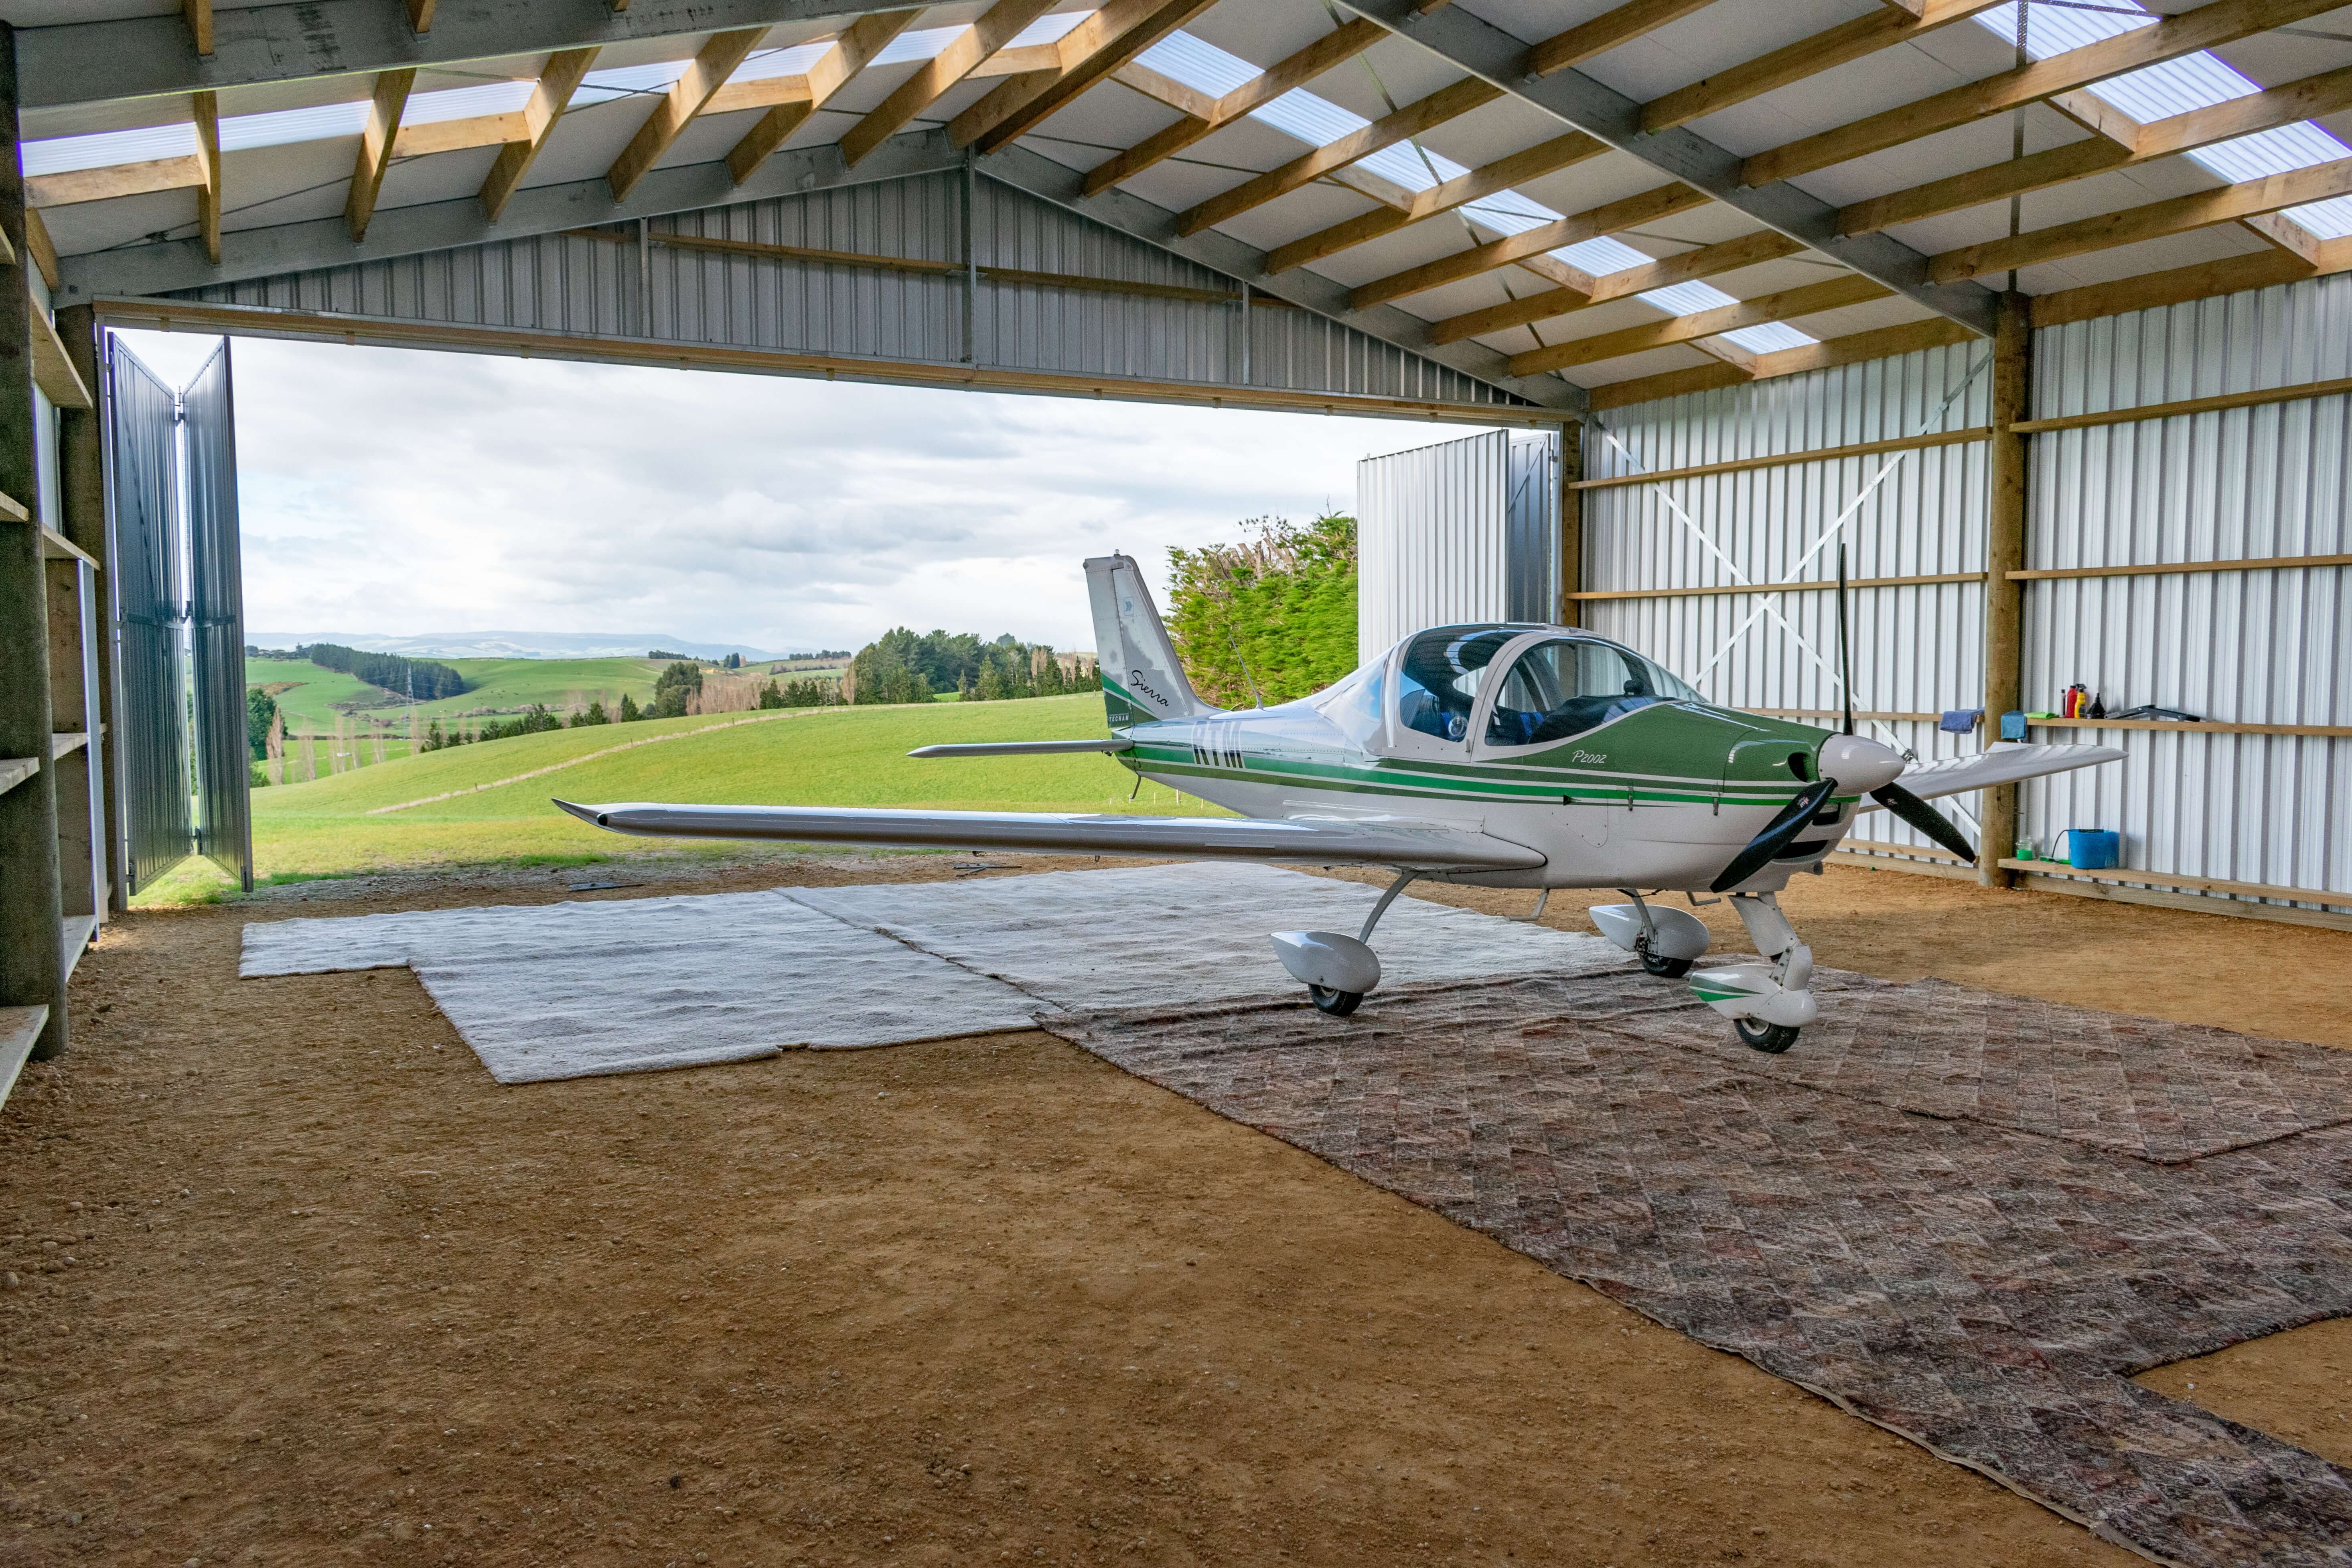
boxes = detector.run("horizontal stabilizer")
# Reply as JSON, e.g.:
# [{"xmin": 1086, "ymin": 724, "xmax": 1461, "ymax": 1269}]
[
  {"xmin": 1862, "ymin": 742, "xmax": 2126, "ymax": 806},
  {"xmin": 552, "ymin": 799, "xmax": 1545, "ymax": 871},
  {"xmin": 906, "ymin": 740, "xmax": 1133, "ymax": 758}
]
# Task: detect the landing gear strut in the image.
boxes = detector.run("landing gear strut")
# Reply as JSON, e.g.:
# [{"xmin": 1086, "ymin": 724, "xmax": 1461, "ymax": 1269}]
[
  {"xmin": 1689, "ymin": 893, "xmax": 1816, "ymax": 1053},
  {"xmin": 1270, "ymin": 870, "xmax": 1419, "ymax": 1018}
]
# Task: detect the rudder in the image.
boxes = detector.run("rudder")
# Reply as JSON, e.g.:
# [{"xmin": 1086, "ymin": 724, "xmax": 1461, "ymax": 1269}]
[{"xmin": 1084, "ymin": 554, "xmax": 1217, "ymax": 728}]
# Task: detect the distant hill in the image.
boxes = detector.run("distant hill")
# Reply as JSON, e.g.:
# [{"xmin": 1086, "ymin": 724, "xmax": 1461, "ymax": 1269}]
[{"xmin": 245, "ymin": 630, "xmax": 786, "ymax": 661}]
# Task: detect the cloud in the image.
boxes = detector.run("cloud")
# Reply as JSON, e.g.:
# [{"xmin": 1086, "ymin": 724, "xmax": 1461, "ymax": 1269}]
[{"xmin": 114, "ymin": 329, "xmax": 1503, "ymax": 653}]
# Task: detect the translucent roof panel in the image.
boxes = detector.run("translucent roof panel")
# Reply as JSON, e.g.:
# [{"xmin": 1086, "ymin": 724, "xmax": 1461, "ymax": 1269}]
[
  {"xmin": 1007, "ymin": 12, "xmax": 1088, "ymax": 49},
  {"xmin": 1551, "ymin": 235, "xmax": 1652, "ymax": 274},
  {"xmin": 1971, "ymin": 2, "xmax": 2152, "ymax": 57},
  {"xmin": 24, "ymin": 122, "xmax": 200, "ymax": 174},
  {"xmin": 731, "ymin": 41, "xmax": 840, "ymax": 83},
  {"xmin": 1639, "ymin": 280, "xmax": 1739, "ymax": 315},
  {"xmin": 219, "ymin": 101, "xmax": 371, "ymax": 152},
  {"xmin": 1134, "ymin": 30, "xmax": 1261, "ymax": 96},
  {"xmin": 404, "ymin": 79, "xmax": 538, "ymax": 124},
  {"xmin": 575, "ymin": 60, "xmax": 694, "ymax": 105},
  {"xmin": 1721, "ymin": 322, "xmax": 1819, "ymax": 353}
]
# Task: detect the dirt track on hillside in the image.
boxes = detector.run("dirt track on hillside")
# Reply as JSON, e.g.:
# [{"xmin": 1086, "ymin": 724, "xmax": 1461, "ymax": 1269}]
[{"xmin": 1, "ymin": 855, "xmax": 2346, "ymax": 1566}]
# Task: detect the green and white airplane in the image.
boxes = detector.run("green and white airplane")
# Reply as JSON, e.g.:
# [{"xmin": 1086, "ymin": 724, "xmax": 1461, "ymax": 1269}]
[{"xmin": 560, "ymin": 554, "xmax": 2121, "ymax": 1054}]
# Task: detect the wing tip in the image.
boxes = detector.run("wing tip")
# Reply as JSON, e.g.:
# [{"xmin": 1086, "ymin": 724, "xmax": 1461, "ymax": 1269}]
[{"xmin": 552, "ymin": 798, "xmax": 608, "ymax": 828}]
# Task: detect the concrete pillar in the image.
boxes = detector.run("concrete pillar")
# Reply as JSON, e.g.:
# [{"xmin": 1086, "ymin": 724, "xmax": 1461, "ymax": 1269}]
[
  {"xmin": 0, "ymin": 22, "xmax": 70, "ymax": 1058},
  {"xmin": 1979, "ymin": 291, "xmax": 2032, "ymax": 889}
]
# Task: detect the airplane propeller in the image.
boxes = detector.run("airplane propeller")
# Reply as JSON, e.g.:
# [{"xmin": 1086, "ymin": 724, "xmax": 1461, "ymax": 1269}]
[
  {"xmin": 1833, "ymin": 542, "xmax": 1978, "ymax": 865},
  {"xmin": 1711, "ymin": 777, "xmax": 1839, "ymax": 893}
]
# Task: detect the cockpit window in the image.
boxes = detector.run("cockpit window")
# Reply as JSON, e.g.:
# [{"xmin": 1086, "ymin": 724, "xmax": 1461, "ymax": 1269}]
[
  {"xmin": 1396, "ymin": 627, "xmax": 1517, "ymax": 742},
  {"xmin": 1312, "ymin": 659, "xmax": 1388, "ymax": 750},
  {"xmin": 1485, "ymin": 638, "xmax": 1691, "ymax": 747}
]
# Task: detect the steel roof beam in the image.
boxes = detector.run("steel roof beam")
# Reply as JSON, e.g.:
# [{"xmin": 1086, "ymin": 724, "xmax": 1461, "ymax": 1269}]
[
  {"xmin": 18, "ymin": 0, "xmax": 908, "ymax": 115},
  {"xmin": 981, "ymin": 142, "xmax": 1583, "ymax": 415},
  {"xmin": 1326, "ymin": 0, "xmax": 2000, "ymax": 339},
  {"xmin": 55, "ymin": 126, "xmax": 962, "ymax": 301}
]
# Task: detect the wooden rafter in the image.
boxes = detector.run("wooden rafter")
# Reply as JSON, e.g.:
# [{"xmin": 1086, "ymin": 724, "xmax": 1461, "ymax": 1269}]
[
  {"xmin": 481, "ymin": 48, "xmax": 599, "ymax": 222},
  {"xmin": 1743, "ymin": 0, "xmax": 2347, "ymax": 189},
  {"xmin": 1081, "ymin": 19, "xmax": 1384, "ymax": 197},
  {"xmin": 1509, "ymin": 274, "xmax": 1892, "ymax": 376},
  {"xmin": 1263, "ymin": 132, "xmax": 1605, "ymax": 274},
  {"xmin": 607, "ymin": 28, "xmax": 768, "ymax": 201},
  {"xmin": 29, "ymin": 157, "xmax": 203, "ymax": 207},
  {"xmin": 1928, "ymin": 156, "xmax": 2352, "ymax": 282},
  {"xmin": 839, "ymin": 0, "xmax": 1060, "ymax": 169},
  {"xmin": 1588, "ymin": 318, "xmax": 1976, "ymax": 410},
  {"xmin": 1640, "ymin": 0, "xmax": 2004, "ymax": 134},
  {"xmin": 1839, "ymin": 62, "xmax": 2352, "ymax": 236},
  {"xmin": 1348, "ymin": 182, "xmax": 1709, "ymax": 310},
  {"xmin": 1427, "ymin": 230, "xmax": 1807, "ymax": 345},
  {"xmin": 406, "ymin": 0, "xmax": 436, "ymax": 34},
  {"xmin": 1527, "ymin": 0, "xmax": 1719, "ymax": 77},
  {"xmin": 183, "ymin": 0, "xmax": 212, "ymax": 57},
  {"xmin": 345, "ymin": 69, "xmax": 416, "ymax": 243},
  {"xmin": 2034, "ymin": 250, "xmax": 2323, "ymax": 328},
  {"xmin": 192, "ymin": 89, "xmax": 221, "ymax": 265},
  {"xmin": 1174, "ymin": 77, "xmax": 1500, "ymax": 238},
  {"xmin": 955, "ymin": 0, "xmax": 1217, "ymax": 156},
  {"xmin": 728, "ymin": 11, "xmax": 923, "ymax": 185}
]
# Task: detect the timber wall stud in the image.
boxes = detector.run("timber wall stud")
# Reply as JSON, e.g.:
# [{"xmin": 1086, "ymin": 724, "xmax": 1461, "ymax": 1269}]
[{"xmin": 1979, "ymin": 290, "xmax": 2031, "ymax": 888}]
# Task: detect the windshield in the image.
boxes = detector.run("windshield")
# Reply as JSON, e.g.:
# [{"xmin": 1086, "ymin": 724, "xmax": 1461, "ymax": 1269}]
[
  {"xmin": 1396, "ymin": 627, "xmax": 1519, "ymax": 742},
  {"xmin": 1312, "ymin": 658, "xmax": 1389, "ymax": 749},
  {"xmin": 1486, "ymin": 637, "xmax": 1695, "ymax": 747}
]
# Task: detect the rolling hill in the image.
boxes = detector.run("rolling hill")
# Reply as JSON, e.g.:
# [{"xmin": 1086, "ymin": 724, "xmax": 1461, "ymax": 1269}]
[{"xmin": 146, "ymin": 692, "xmax": 1206, "ymax": 899}]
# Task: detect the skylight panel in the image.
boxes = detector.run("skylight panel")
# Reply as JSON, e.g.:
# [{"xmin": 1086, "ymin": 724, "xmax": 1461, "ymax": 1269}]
[
  {"xmin": 1133, "ymin": 30, "xmax": 1259, "ymax": 96},
  {"xmin": 1251, "ymin": 88, "xmax": 1367, "ymax": 148},
  {"xmin": 871, "ymin": 24, "xmax": 967, "ymax": 67},
  {"xmin": 1551, "ymin": 235, "xmax": 1650, "ymax": 274},
  {"xmin": 1355, "ymin": 142, "xmax": 1468, "ymax": 194},
  {"xmin": 2194, "ymin": 121, "xmax": 2352, "ymax": 182},
  {"xmin": 1639, "ymin": 280, "xmax": 1739, "ymax": 315},
  {"xmin": 405, "ymin": 79, "xmax": 537, "ymax": 124},
  {"xmin": 23, "ymin": 122, "xmax": 199, "ymax": 175},
  {"xmin": 1971, "ymin": 2, "xmax": 2152, "ymax": 57},
  {"xmin": 2282, "ymin": 195, "xmax": 2352, "ymax": 238},
  {"xmin": 1722, "ymin": 322, "xmax": 1818, "ymax": 353},
  {"xmin": 576, "ymin": 60, "xmax": 693, "ymax": 104},
  {"xmin": 730, "ymin": 41, "xmax": 839, "ymax": 83},
  {"xmin": 1006, "ymin": 12, "xmax": 1088, "ymax": 49},
  {"xmin": 2088, "ymin": 51, "xmax": 2257, "ymax": 122},
  {"xmin": 217, "ymin": 101, "xmax": 371, "ymax": 150}
]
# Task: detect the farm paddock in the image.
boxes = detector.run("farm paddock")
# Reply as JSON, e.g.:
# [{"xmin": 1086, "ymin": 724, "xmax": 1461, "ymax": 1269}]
[{"xmin": 2, "ymin": 856, "xmax": 2346, "ymax": 1568}]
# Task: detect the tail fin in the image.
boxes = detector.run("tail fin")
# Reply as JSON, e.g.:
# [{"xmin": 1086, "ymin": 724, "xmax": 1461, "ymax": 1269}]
[{"xmin": 1084, "ymin": 553, "xmax": 1218, "ymax": 728}]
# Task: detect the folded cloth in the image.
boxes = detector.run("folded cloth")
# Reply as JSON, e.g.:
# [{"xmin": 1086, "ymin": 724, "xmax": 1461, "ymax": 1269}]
[{"xmin": 1940, "ymin": 708, "xmax": 1984, "ymax": 734}]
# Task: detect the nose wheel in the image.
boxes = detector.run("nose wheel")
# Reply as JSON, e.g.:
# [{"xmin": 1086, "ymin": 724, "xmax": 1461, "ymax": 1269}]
[
  {"xmin": 1308, "ymin": 985, "xmax": 1363, "ymax": 1017},
  {"xmin": 1734, "ymin": 1016, "xmax": 1800, "ymax": 1054}
]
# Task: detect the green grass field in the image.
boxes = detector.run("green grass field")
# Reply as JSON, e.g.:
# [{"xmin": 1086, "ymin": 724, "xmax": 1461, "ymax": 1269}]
[{"xmin": 143, "ymin": 692, "xmax": 1205, "ymax": 903}]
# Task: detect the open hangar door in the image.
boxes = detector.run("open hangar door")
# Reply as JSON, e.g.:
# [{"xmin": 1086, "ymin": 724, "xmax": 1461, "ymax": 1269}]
[
  {"xmin": 1356, "ymin": 429, "xmax": 1561, "ymax": 661},
  {"xmin": 99, "ymin": 333, "xmax": 249, "ymax": 897}
]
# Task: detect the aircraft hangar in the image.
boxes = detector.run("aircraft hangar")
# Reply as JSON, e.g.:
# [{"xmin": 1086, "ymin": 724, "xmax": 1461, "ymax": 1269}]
[
  {"xmin": 8, "ymin": 0, "xmax": 2351, "ymax": 1063},
  {"xmin": 6, "ymin": 2, "xmax": 2352, "ymax": 1559}
]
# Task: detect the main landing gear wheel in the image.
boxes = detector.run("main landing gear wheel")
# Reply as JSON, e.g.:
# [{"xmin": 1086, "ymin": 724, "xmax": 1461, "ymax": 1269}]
[
  {"xmin": 1308, "ymin": 985, "xmax": 1363, "ymax": 1017},
  {"xmin": 1735, "ymin": 1016, "xmax": 1800, "ymax": 1054},
  {"xmin": 1637, "ymin": 940, "xmax": 1693, "ymax": 979}
]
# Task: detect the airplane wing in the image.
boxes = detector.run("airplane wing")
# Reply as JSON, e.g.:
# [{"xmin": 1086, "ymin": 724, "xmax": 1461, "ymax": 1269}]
[
  {"xmin": 552, "ymin": 799, "xmax": 1545, "ymax": 871},
  {"xmin": 906, "ymin": 740, "xmax": 1131, "ymax": 758},
  {"xmin": 1865, "ymin": 742, "xmax": 2126, "ymax": 806}
]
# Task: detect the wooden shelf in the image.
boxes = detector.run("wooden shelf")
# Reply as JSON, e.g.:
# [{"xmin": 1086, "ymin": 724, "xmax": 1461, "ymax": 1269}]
[
  {"xmin": 29, "ymin": 309, "xmax": 93, "ymax": 411},
  {"xmin": 0, "ymin": 1006, "xmax": 46, "ymax": 1108},
  {"xmin": 1996, "ymin": 859, "xmax": 2352, "ymax": 910},
  {"xmin": 62, "ymin": 915, "xmax": 96, "ymax": 979},
  {"xmin": 0, "ymin": 757, "xmax": 35, "ymax": 797},
  {"xmin": 2026, "ymin": 717, "xmax": 2352, "ymax": 739},
  {"xmin": 0, "ymin": 490, "xmax": 24, "ymax": 523},
  {"xmin": 39, "ymin": 527, "xmax": 96, "ymax": 567},
  {"xmin": 49, "ymin": 731, "xmax": 89, "ymax": 760}
]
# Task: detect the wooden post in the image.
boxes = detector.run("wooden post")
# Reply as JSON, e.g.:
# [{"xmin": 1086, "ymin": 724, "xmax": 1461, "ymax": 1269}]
[
  {"xmin": 0, "ymin": 23, "xmax": 70, "ymax": 1059},
  {"xmin": 1979, "ymin": 291, "xmax": 2031, "ymax": 888},
  {"xmin": 55, "ymin": 304, "xmax": 117, "ymax": 916},
  {"xmin": 1557, "ymin": 420, "xmax": 1583, "ymax": 627}
]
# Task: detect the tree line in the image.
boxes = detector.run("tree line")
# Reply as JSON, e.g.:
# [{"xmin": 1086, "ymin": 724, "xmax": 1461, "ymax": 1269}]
[
  {"xmin": 1166, "ymin": 513, "xmax": 1357, "ymax": 707},
  {"xmin": 844, "ymin": 629, "xmax": 1087, "ymax": 706},
  {"xmin": 289, "ymin": 642, "xmax": 470, "ymax": 700}
]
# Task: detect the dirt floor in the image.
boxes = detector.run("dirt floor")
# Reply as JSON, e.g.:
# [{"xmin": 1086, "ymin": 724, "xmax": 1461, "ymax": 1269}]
[{"xmin": 4, "ymin": 854, "xmax": 2348, "ymax": 1567}]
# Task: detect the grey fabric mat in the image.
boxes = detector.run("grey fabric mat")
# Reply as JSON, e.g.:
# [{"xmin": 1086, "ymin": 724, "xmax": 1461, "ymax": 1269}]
[{"xmin": 1049, "ymin": 974, "xmax": 2352, "ymax": 1568}]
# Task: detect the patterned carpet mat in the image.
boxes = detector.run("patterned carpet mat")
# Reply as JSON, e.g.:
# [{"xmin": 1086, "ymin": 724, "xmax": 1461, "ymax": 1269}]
[{"xmin": 1049, "ymin": 974, "xmax": 2352, "ymax": 1568}]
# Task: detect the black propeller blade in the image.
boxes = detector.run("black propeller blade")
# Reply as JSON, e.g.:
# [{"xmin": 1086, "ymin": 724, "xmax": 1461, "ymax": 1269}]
[
  {"xmin": 1711, "ymin": 777, "xmax": 1839, "ymax": 893},
  {"xmin": 1870, "ymin": 783, "xmax": 1977, "ymax": 861}
]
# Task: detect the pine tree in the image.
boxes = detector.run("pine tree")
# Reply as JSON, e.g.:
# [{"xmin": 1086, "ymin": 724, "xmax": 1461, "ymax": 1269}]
[{"xmin": 619, "ymin": 693, "xmax": 641, "ymax": 722}]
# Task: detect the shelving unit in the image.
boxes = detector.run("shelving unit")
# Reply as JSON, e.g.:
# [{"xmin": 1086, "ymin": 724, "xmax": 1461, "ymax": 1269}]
[{"xmin": 0, "ymin": 1006, "xmax": 46, "ymax": 1106}]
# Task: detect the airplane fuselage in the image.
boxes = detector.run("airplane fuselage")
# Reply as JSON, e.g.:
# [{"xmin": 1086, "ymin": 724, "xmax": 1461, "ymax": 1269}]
[{"xmin": 1116, "ymin": 696, "xmax": 1860, "ymax": 893}]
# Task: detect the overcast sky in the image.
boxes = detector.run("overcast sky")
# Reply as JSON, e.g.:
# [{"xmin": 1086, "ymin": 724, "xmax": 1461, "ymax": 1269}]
[{"xmin": 116, "ymin": 329, "xmax": 1496, "ymax": 656}]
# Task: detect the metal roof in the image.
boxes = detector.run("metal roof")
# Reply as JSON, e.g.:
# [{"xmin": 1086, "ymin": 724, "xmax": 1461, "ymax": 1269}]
[{"xmin": 18, "ymin": 0, "xmax": 2352, "ymax": 409}]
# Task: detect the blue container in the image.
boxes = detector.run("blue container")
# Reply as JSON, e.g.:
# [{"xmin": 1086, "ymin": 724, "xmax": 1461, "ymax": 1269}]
[{"xmin": 2064, "ymin": 828, "xmax": 2119, "ymax": 870}]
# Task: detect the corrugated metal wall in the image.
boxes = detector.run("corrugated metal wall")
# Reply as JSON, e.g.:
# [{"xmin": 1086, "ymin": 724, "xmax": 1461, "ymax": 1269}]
[
  {"xmin": 1581, "ymin": 341, "xmax": 1994, "ymax": 859},
  {"xmin": 179, "ymin": 171, "xmax": 1519, "ymax": 414},
  {"xmin": 2027, "ymin": 275, "xmax": 2352, "ymax": 906},
  {"xmin": 183, "ymin": 341, "xmax": 251, "ymax": 893},
  {"xmin": 1359, "ymin": 432, "xmax": 1509, "ymax": 660},
  {"xmin": 99, "ymin": 337, "xmax": 191, "ymax": 896}
]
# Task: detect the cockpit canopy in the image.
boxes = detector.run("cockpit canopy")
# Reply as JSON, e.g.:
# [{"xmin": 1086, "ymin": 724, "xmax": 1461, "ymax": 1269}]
[{"xmin": 1316, "ymin": 624, "xmax": 1700, "ymax": 750}]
